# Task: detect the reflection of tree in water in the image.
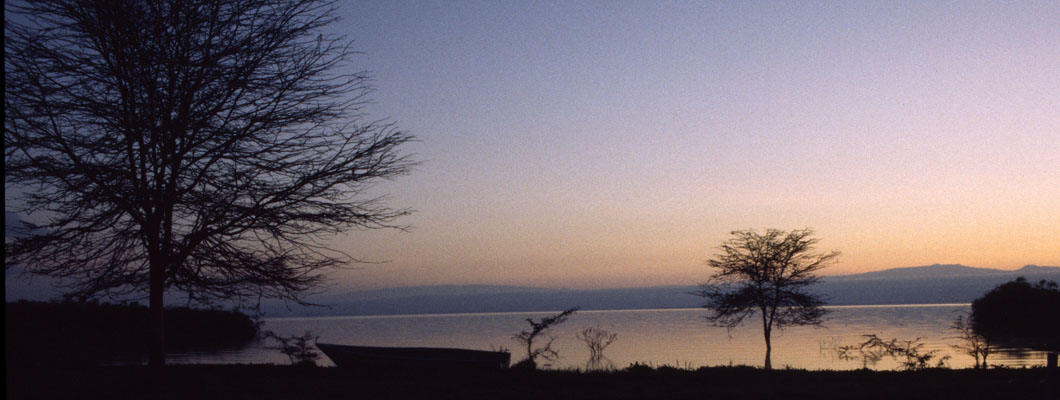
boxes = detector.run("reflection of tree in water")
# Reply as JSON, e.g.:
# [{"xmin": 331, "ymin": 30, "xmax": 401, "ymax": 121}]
[
  {"xmin": 994, "ymin": 347, "xmax": 1048, "ymax": 360},
  {"xmin": 829, "ymin": 334, "xmax": 950, "ymax": 370},
  {"xmin": 578, "ymin": 327, "xmax": 618, "ymax": 371}
]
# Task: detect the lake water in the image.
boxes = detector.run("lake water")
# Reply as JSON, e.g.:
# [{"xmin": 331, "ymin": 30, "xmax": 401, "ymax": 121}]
[{"xmin": 167, "ymin": 304, "xmax": 1049, "ymax": 370}]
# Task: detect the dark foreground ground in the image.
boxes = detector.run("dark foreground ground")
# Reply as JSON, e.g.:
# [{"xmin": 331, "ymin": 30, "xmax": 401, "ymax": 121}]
[{"xmin": 7, "ymin": 364, "xmax": 1059, "ymax": 400}]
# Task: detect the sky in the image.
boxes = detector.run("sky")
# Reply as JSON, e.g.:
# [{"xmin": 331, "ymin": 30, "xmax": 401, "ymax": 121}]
[{"xmin": 7, "ymin": 0, "xmax": 1060, "ymax": 293}]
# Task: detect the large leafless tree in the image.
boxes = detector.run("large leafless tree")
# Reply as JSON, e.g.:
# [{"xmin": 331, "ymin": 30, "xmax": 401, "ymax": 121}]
[
  {"xmin": 5, "ymin": 0, "xmax": 414, "ymax": 367},
  {"xmin": 691, "ymin": 229, "xmax": 838, "ymax": 370}
]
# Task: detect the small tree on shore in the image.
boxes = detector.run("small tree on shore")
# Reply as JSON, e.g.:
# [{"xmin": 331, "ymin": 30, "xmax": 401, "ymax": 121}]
[
  {"xmin": 512, "ymin": 308, "xmax": 577, "ymax": 369},
  {"xmin": 577, "ymin": 326, "xmax": 618, "ymax": 370},
  {"xmin": 950, "ymin": 313, "xmax": 992, "ymax": 369},
  {"xmin": 264, "ymin": 330, "xmax": 320, "ymax": 367},
  {"xmin": 691, "ymin": 228, "xmax": 838, "ymax": 370}
]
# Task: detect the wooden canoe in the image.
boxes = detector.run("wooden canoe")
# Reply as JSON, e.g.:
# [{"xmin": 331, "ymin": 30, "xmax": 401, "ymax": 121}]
[{"xmin": 315, "ymin": 343, "xmax": 511, "ymax": 369}]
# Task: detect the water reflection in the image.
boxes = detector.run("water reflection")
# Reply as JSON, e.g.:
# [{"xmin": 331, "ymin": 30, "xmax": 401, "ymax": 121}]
[
  {"xmin": 992, "ymin": 347, "xmax": 1050, "ymax": 363},
  {"xmin": 168, "ymin": 305, "xmax": 1050, "ymax": 370}
]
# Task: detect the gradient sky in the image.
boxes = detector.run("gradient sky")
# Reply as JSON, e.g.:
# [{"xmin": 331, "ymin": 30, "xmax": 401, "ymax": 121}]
[
  {"xmin": 8, "ymin": 1, "xmax": 1060, "ymax": 292},
  {"xmin": 316, "ymin": 0, "xmax": 1060, "ymax": 290}
]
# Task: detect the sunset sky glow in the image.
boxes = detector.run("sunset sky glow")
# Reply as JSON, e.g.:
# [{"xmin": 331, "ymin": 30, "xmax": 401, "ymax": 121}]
[
  {"xmin": 318, "ymin": 0, "xmax": 1059, "ymax": 290},
  {"xmin": 7, "ymin": 1, "xmax": 1060, "ymax": 292}
]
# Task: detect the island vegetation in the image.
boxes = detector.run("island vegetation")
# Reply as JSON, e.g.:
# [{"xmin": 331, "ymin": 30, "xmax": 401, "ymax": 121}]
[
  {"xmin": 5, "ymin": 300, "xmax": 259, "ymax": 367},
  {"xmin": 972, "ymin": 277, "xmax": 1060, "ymax": 353}
]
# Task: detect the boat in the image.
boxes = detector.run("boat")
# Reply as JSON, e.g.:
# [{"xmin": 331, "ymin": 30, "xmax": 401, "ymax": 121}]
[{"xmin": 315, "ymin": 343, "xmax": 511, "ymax": 369}]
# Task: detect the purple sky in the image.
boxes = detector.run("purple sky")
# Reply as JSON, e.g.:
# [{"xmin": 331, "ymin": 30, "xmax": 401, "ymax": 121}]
[
  {"xmin": 320, "ymin": 0, "xmax": 1059, "ymax": 290},
  {"xmin": 6, "ymin": 1, "xmax": 1059, "ymax": 292}
]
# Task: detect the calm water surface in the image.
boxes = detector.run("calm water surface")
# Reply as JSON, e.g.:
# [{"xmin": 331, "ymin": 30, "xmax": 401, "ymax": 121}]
[{"xmin": 168, "ymin": 304, "xmax": 1049, "ymax": 370}]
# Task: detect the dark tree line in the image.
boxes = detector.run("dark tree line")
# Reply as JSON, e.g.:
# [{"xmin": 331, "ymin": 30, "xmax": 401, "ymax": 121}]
[
  {"xmin": 972, "ymin": 277, "xmax": 1060, "ymax": 352},
  {"xmin": 5, "ymin": 0, "xmax": 414, "ymax": 366},
  {"xmin": 6, "ymin": 301, "xmax": 259, "ymax": 367}
]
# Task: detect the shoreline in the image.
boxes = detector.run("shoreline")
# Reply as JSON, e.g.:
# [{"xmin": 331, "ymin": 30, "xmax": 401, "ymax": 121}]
[{"xmin": 8, "ymin": 364, "xmax": 1057, "ymax": 400}]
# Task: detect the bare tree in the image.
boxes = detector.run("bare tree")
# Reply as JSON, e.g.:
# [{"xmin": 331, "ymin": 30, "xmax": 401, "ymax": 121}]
[
  {"xmin": 577, "ymin": 326, "xmax": 617, "ymax": 371},
  {"xmin": 512, "ymin": 308, "xmax": 577, "ymax": 370},
  {"xmin": 691, "ymin": 229, "xmax": 838, "ymax": 370},
  {"xmin": 950, "ymin": 313, "xmax": 992, "ymax": 369},
  {"xmin": 264, "ymin": 330, "xmax": 321, "ymax": 367},
  {"xmin": 5, "ymin": 0, "xmax": 414, "ymax": 367}
]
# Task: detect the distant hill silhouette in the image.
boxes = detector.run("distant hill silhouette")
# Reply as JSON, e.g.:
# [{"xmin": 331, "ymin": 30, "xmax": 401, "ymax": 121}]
[
  {"xmin": 330, "ymin": 284, "xmax": 560, "ymax": 301},
  {"xmin": 825, "ymin": 264, "xmax": 1014, "ymax": 280},
  {"xmin": 255, "ymin": 264, "xmax": 1060, "ymax": 317},
  {"xmin": 7, "ymin": 263, "xmax": 1059, "ymax": 316},
  {"xmin": 813, "ymin": 264, "xmax": 1060, "ymax": 306}
]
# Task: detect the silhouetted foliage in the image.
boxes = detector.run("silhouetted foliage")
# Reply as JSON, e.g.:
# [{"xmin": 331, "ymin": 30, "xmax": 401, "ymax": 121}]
[
  {"xmin": 577, "ymin": 326, "xmax": 617, "ymax": 370},
  {"xmin": 971, "ymin": 277, "xmax": 1060, "ymax": 352},
  {"xmin": 5, "ymin": 0, "xmax": 414, "ymax": 367},
  {"xmin": 950, "ymin": 312, "xmax": 993, "ymax": 369},
  {"xmin": 691, "ymin": 228, "xmax": 838, "ymax": 370},
  {"xmin": 829, "ymin": 335, "xmax": 889, "ymax": 369},
  {"xmin": 832, "ymin": 334, "xmax": 950, "ymax": 370},
  {"xmin": 264, "ymin": 330, "xmax": 320, "ymax": 367},
  {"xmin": 8, "ymin": 363, "xmax": 1051, "ymax": 400},
  {"xmin": 512, "ymin": 308, "xmax": 577, "ymax": 370},
  {"xmin": 5, "ymin": 300, "xmax": 258, "ymax": 367}
]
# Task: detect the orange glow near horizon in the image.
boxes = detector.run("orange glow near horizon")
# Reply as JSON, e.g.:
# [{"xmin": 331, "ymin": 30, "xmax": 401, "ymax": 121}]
[
  {"xmin": 6, "ymin": 1, "xmax": 1060, "ymax": 293},
  {"xmin": 309, "ymin": 2, "xmax": 1060, "ymax": 291}
]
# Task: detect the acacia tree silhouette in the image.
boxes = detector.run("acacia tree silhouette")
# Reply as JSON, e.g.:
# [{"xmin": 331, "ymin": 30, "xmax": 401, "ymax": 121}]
[
  {"xmin": 5, "ymin": 0, "xmax": 414, "ymax": 367},
  {"xmin": 692, "ymin": 229, "xmax": 837, "ymax": 370}
]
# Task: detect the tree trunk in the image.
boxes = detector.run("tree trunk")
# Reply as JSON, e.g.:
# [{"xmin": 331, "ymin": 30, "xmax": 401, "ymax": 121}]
[
  {"xmin": 762, "ymin": 307, "xmax": 773, "ymax": 370},
  {"xmin": 148, "ymin": 260, "xmax": 166, "ymax": 368},
  {"xmin": 763, "ymin": 332, "xmax": 772, "ymax": 370},
  {"xmin": 758, "ymin": 307, "xmax": 775, "ymax": 371}
]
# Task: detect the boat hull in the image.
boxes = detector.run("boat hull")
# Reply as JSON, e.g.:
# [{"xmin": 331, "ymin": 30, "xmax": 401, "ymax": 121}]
[{"xmin": 315, "ymin": 343, "xmax": 511, "ymax": 369}]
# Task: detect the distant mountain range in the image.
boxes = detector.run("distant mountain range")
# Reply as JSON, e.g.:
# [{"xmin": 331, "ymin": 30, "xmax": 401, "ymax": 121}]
[
  {"xmin": 257, "ymin": 264, "xmax": 1060, "ymax": 317},
  {"xmin": 7, "ymin": 262, "xmax": 1058, "ymax": 316},
  {"xmin": 824, "ymin": 264, "xmax": 1057, "ymax": 280}
]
